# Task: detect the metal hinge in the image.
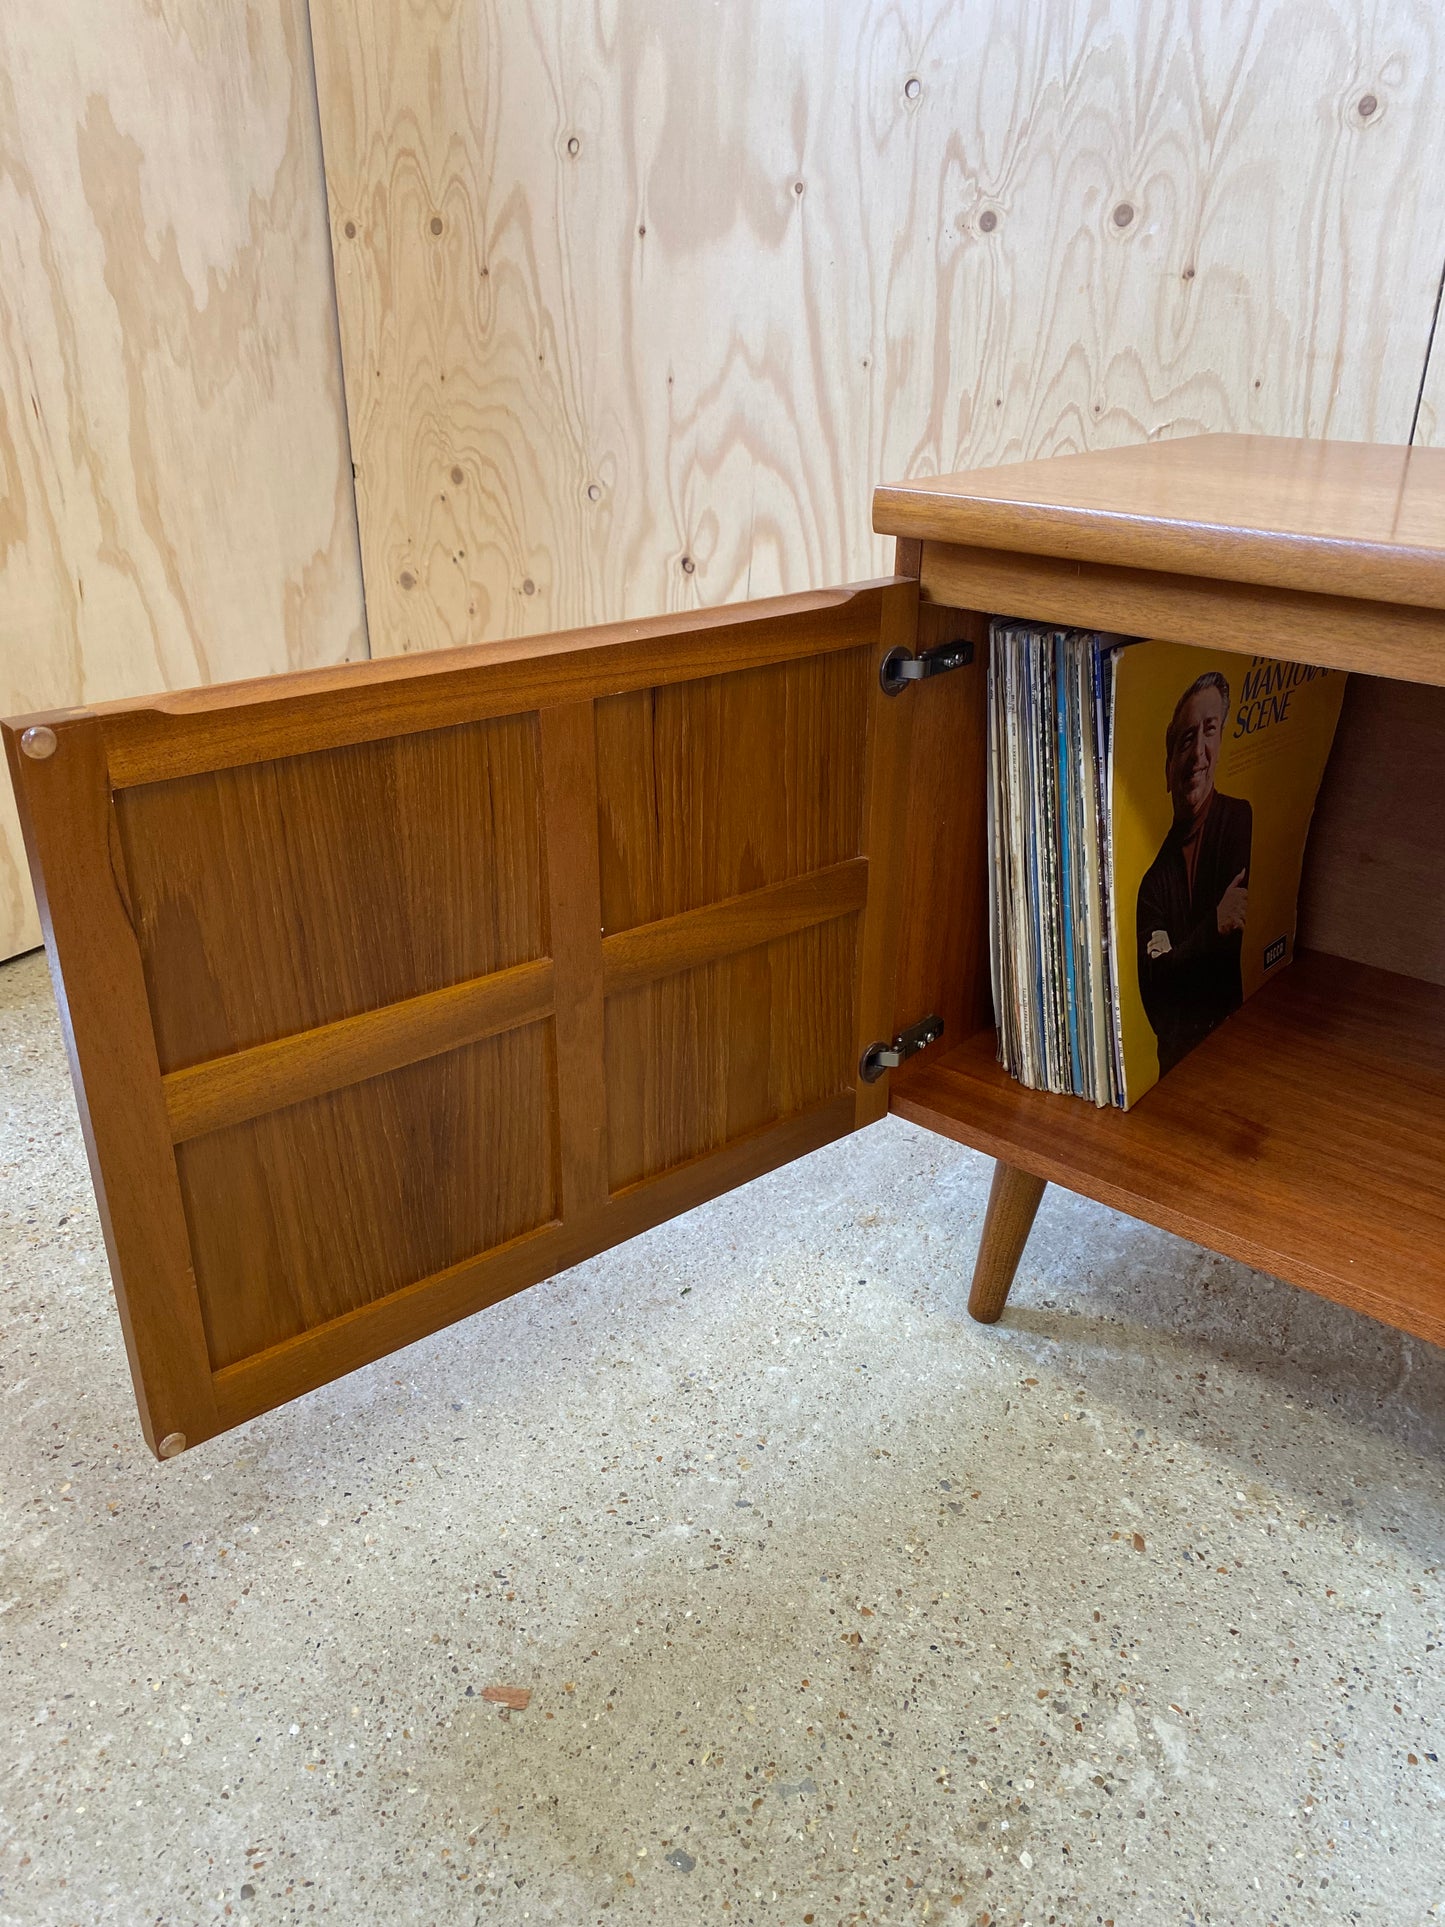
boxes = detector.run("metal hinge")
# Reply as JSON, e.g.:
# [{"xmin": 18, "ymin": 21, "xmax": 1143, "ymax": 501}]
[
  {"xmin": 859, "ymin": 1013, "xmax": 945, "ymax": 1083},
  {"xmin": 879, "ymin": 638, "xmax": 974, "ymax": 695}
]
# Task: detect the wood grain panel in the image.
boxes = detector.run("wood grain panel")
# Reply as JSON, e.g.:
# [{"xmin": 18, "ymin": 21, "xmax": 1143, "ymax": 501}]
[
  {"xmin": 177, "ymin": 1025, "xmax": 556, "ymax": 1370},
  {"xmin": 1299, "ymin": 676, "xmax": 1445, "ymax": 986},
  {"xmin": 594, "ymin": 641, "xmax": 875, "ymax": 1188},
  {"xmin": 604, "ymin": 919, "xmax": 859, "ymax": 1192},
  {"xmin": 0, "ymin": 0, "xmax": 367, "ymax": 959},
  {"xmin": 116, "ymin": 714, "xmax": 545, "ymax": 1070},
  {"xmin": 1415, "ymin": 303, "xmax": 1445, "ymax": 447},
  {"xmin": 594, "ymin": 650, "xmax": 869, "ymax": 932},
  {"xmin": 309, "ymin": 0, "xmax": 1445, "ymax": 658}
]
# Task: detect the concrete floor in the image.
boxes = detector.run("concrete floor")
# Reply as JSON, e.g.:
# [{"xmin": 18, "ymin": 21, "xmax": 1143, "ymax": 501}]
[{"xmin": 1, "ymin": 947, "xmax": 1442, "ymax": 1927}]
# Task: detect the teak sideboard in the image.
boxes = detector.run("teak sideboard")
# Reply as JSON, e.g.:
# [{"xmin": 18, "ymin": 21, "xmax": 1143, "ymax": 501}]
[{"xmin": 6, "ymin": 434, "xmax": 1444, "ymax": 1459}]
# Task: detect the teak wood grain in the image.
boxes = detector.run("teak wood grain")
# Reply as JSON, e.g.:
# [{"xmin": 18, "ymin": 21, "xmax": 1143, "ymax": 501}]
[
  {"xmin": 116, "ymin": 714, "xmax": 547, "ymax": 1070},
  {"xmin": 914, "ymin": 543, "xmax": 1445, "ymax": 687},
  {"xmin": 3, "ymin": 581, "xmax": 921, "ymax": 1452},
  {"xmin": 604, "ymin": 922, "xmax": 861, "ymax": 1193},
  {"xmin": 592, "ymin": 650, "xmax": 871, "ymax": 932},
  {"xmin": 967, "ymin": 1164, "xmax": 1047, "ymax": 1325},
  {"xmin": 539, "ymin": 702, "xmax": 611, "ymax": 1220},
  {"xmin": 210, "ymin": 1095, "xmax": 856, "ymax": 1431},
  {"xmin": 1298, "ymin": 677, "xmax": 1445, "ymax": 987},
  {"xmin": 601, "ymin": 861, "xmax": 869, "ymax": 998},
  {"xmin": 2, "ymin": 723, "xmax": 217, "ymax": 1457},
  {"xmin": 875, "ymin": 437, "xmax": 1445, "ymax": 610},
  {"xmin": 893, "ymin": 953, "xmax": 1445, "ymax": 1347},
  {"xmin": 179, "ymin": 1025, "xmax": 557, "ymax": 1371},
  {"xmin": 593, "ymin": 646, "xmax": 884, "ymax": 1190},
  {"xmin": 891, "ymin": 594, "xmax": 995, "ymax": 1053},
  {"xmin": 163, "ymin": 958, "xmax": 557, "ymax": 1143}
]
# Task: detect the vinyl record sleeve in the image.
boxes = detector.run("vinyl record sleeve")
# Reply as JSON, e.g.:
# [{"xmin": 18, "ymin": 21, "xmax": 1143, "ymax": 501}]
[{"xmin": 1108, "ymin": 643, "xmax": 1347, "ymax": 1107}]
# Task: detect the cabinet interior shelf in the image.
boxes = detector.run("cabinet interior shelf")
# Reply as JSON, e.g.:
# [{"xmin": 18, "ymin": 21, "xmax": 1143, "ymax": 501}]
[{"xmin": 891, "ymin": 948, "xmax": 1445, "ymax": 1345}]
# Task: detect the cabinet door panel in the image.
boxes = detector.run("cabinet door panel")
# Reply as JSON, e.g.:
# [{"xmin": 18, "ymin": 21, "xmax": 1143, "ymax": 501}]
[{"xmin": 4, "ymin": 582, "xmax": 916, "ymax": 1454}]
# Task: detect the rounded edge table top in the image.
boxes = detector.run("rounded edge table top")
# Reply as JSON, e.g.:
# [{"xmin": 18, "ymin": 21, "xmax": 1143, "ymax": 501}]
[{"xmin": 873, "ymin": 434, "xmax": 1445, "ymax": 611}]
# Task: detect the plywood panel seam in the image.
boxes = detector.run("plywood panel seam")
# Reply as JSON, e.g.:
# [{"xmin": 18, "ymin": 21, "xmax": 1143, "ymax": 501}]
[
  {"xmin": 0, "ymin": 0, "xmax": 368, "ymax": 959},
  {"xmin": 1408, "ymin": 250, "xmax": 1445, "ymax": 445}
]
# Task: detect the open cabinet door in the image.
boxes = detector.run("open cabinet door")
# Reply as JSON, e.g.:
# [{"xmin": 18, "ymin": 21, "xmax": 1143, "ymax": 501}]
[{"xmin": 4, "ymin": 582, "xmax": 921, "ymax": 1456}]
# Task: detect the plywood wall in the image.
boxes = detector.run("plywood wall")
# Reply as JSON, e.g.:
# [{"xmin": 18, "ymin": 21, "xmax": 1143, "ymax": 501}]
[
  {"xmin": 0, "ymin": 0, "xmax": 368, "ymax": 957},
  {"xmin": 7, "ymin": 0, "xmax": 1443, "ymax": 960},
  {"xmin": 309, "ymin": 0, "xmax": 1445, "ymax": 659}
]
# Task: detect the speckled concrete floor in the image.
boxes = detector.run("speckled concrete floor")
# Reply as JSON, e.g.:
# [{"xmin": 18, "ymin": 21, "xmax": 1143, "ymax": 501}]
[{"xmin": 2, "ymin": 945, "xmax": 1443, "ymax": 1927}]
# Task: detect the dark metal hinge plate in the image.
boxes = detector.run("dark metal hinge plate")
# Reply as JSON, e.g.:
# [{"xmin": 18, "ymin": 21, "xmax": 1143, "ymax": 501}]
[
  {"xmin": 880, "ymin": 638, "xmax": 974, "ymax": 695},
  {"xmin": 859, "ymin": 1013, "xmax": 945, "ymax": 1083}
]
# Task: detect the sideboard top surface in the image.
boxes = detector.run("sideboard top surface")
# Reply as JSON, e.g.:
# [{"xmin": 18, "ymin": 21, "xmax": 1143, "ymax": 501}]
[{"xmin": 873, "ymin": 435, "xmax": 1445, "ymax": 612}]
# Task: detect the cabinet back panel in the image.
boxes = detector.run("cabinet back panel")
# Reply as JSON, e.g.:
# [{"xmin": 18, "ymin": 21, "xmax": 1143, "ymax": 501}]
[
  {"xmin": 116, "ymin": 714, "xmax": 545, "ymax": 1070},
  {"xmin": 1299, "ymin": 676, "xmax": 1445, "ymax": 987}
]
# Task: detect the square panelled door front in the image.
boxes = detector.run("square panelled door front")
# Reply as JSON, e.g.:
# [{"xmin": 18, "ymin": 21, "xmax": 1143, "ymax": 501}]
[{"xmin": 4, "ymin": 584, "xmax": 922, "ymax": 1456}]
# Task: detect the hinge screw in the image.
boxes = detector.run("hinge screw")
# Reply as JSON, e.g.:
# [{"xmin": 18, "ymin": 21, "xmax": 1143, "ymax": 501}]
[
  {"xmin": 860, "ymin": 1013, "xmax": 945, "ymax": 1082},
  {"xmin": 20, "ymin": 725, "xmax": 57, "ymax": 760}
]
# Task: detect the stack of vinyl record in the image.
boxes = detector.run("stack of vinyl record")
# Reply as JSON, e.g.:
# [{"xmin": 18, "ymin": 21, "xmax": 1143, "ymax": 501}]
[
  {"xmin": 986, "ymin": 620, "xmax": 1348, "ymax": 1113},
  {"xmin": 987, "ymin": 622, "xmax": 1125, "ymax": 1108}
]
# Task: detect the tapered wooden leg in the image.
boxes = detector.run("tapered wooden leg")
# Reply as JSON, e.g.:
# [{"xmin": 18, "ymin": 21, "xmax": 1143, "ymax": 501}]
[{"xmin": 968, "ymin": 1161, "xmax": 1047, "ymax": 1323}]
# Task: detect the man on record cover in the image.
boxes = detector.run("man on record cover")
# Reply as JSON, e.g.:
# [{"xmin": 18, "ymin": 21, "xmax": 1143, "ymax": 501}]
[{"xmin": 1136, "ymin": 670, "xmax": 1252, "ymax": 1076}]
